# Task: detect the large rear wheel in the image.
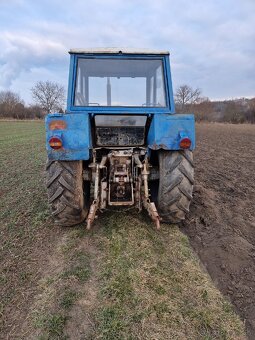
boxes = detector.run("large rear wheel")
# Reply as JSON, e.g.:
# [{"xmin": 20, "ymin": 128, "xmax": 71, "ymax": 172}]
[
  {"xmin": 157, "ymin": 150, "xmax": 194, "ymax": 223},
  {"xmin": 46, "ymin": 160, "xmax": 89, "ymax": 226}
]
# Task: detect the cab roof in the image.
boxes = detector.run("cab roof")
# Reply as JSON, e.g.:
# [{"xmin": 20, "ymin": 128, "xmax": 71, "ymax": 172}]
[{"xmin": 69, "ymin": 48, "xmax": 169, "ymax": 55}]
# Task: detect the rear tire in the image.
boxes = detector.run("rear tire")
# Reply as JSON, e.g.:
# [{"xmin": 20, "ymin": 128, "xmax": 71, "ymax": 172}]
[
  {"xmin": 46, "ymin": 160, "xmax": 88, "ymax": 226},
  {"xmin": 157, "ymin": 150, "xmax": 194, "ymax": 223}
]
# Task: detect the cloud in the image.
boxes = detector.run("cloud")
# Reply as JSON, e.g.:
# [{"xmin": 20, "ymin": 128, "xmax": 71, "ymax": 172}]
[
  {"xmin": 0, "ymin": 0, "xmax": 254, "ymax": 101},
  {"xmin": 0, "ymin": 31, "xmax": 66, "ymax": 87}
]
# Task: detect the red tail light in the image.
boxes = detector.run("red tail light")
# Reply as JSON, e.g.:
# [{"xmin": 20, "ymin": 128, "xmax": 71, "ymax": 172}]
[
  {"xmin": 49, "ymin": 136, "xmax": 62, "ymax": 150},
  {"xmin": 180, "ymin": 137, "xmax": 191, "ymax": 149}
]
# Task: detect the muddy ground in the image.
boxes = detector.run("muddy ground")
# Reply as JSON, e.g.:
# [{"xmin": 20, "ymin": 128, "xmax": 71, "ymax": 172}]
[{"xmin": 183, "ymin": 123, "xmax": 255, "ymax": 338}]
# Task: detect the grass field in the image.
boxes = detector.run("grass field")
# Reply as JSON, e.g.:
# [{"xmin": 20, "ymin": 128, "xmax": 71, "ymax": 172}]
[{"xmin": 0, "ymin": 121, "xmax": 246, "ymax": 339}]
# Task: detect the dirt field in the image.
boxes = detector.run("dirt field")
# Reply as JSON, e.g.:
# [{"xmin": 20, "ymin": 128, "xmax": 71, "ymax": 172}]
[
  {"xmin": 183, "ymin": 123, "xmax": 255, "ymax": 339},
  {"xmin": 1, "ymin": 120, "xmax": 254, "ymax": 339}
]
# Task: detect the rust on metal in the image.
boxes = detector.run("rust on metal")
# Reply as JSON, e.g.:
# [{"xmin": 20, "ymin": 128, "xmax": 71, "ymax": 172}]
[
  {"xmin": 85, "ymin": 148, "xmax": 161, "ymax": 230},
  {"xmin": 49, "ymin": 120, "xmax": 67, "ymax": 130},
  {"xmin": 141, "ymin": 159, "xmax": 161, "ymax": 229},
  {"xmin": 150, "ymin": 142, "xmax": 168, "ymax": 150},
  {"xmin": 86, "ymin": 199, "xmax": 99, "ymax": 230},
  {"xmin": 143, "ymin": 199, "xmax": 161, "ymax": 230}
]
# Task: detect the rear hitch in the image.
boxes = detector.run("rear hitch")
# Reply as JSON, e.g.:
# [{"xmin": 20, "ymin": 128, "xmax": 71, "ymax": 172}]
[
  {"xmin": 86, "ymin": 162, "xmax": 100, "ymax": 230},
  {"xmin": 85, "ymin": 150, "xmax": 161, "ymax": 230},
  {"xmin": 143, "ymin": 200, "xmax": 161, "ymax": 230},
  {"xmin": 86, "ymin": 199, "xmax": 99, "ymax": 230},
  {"xmin": 141, "ymin": 158, "xmax": 161, "ymax": 229}
]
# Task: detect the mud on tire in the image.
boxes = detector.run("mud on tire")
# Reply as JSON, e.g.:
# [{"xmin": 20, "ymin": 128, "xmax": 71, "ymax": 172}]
[
  {"xmin": 46, "ymin": 160, "xmax": 88, "ymax": 226},
  {"xmin": 158, "ymin": 150, "xmax": 194, "ymax": 223}
]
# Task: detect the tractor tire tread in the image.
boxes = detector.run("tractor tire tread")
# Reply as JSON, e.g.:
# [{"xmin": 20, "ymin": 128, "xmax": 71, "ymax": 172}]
[
  {"xmin": 58, "ymin": 176, "xmax": 76, "ymax": 194},
  {"xmin": 181, "ymin": 150, "xmax": 194, "ymax": 167},
  {"xmin": 46, "ymin": 168, "xmax": 62, "ymax": 187},
  {"xmin": 163, "ymin": 174, "xmax": 183, "ymax": 193},
  {"xmin": 158, "ymin": 150, "xmax": 194, "ymax": 223},
  {"xmin": 46, "ymin": 160, "xmax": 88, "ymax": 226},
  {"xmin": 49, "ymin": 187, "xmax": 64, "ymax": 203},
  {"xmin": 165, "ymin": 155, "xmax": 183, "ymax": 174},
  {"xmin": 179, "ymin": 164, "xmax": 195, "ymax": 184}
]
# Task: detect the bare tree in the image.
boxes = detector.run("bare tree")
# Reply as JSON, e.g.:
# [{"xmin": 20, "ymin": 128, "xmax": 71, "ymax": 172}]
[
  {"xmin": 175, "ymin": 85, "xmax": 202, "ymax": 111},
  {"xmin": 31, "ymin": 81, "xmax": 65, "ymax": 113},
  {"xmin": 0, "ymin": 90, "xmax": 25, "ymax": 118}
]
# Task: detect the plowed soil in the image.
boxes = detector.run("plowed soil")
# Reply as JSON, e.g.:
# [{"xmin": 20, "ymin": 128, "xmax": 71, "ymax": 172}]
[{"xmin": 183, "ymin": 123, "xmax": 255, "ymax": 339}]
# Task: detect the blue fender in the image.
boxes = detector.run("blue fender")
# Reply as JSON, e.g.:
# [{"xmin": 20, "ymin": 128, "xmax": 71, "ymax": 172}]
[
  {"xmin": 45, "ymin": 112, "xmax": 92, "ymax": 160},
  {"xmin": 147, "ymin": 113, "xmax": 195, "ymax": 151}
]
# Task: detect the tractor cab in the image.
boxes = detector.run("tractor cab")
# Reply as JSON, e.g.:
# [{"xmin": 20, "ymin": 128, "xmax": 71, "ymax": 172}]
[
  {"xmin": 67, "ymin": 48, "xmax": 174, "ymax": 112},
  {"xmin": 45, "ymin": 48, "xmax": 195, "ymax": 229}
]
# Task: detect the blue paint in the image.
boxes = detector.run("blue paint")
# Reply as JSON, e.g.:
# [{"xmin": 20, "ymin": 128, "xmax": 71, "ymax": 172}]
[
  {"xmin": 45, "ymin": 112, "xmax": 92, "ymax": 160},
  {"xmin": 164, "ymin": 56, "xmax": 175, "ymax": 113},
  {"xmin": 45, "ymin": 51, "xmax": 195, "ymax": 161},
  {"xmin": 147, "ymin": 114, "xmax": 195, "ymax": 150},
  {"xmin": 66, "ymin": 53, "xmax": 175, "ymax": 113}
]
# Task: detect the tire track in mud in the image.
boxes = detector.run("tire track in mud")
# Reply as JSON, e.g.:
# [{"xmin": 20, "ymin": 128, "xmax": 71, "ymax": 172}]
[
  {"xmin": 64, "ymin": 235, "xmax": 100, "ymax": 339},
  {"xmin": 183, "ymin": 123, "xmax": 255, "ymax": 339},
  {"xmin": 1, "ymin": 225, "xmax": 63, "ymax": 339},
  {"xmin": 16, "ymin": 227, "xmax": 101, "ymax": 339}
]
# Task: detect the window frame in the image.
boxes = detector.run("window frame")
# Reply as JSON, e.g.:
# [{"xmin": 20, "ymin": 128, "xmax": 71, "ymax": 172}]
[
  {"xmin": 74, "ymin": 57, "xmax": 167, "ymax": 108},
  {"xmin": 67, "ymin": 53, "xmax": 174, "ymax": 114}
]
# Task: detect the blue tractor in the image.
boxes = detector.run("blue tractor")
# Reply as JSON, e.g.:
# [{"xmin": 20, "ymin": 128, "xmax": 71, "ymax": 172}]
[{"xmin": 45, "ymin": 48, "xmax": 195, "ymax": 229}]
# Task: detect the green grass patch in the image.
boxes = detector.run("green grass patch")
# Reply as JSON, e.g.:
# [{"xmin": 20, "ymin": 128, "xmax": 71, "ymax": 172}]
[
  {"xmin": 31, "ymin": 245, "xmax": 92, "ymax": 337},
  {"xmin": 61, "ymin": 250, "xmax": 91, "ymax": 283},
  {"xmin": 97, "ymin": 306, "xmax": 128, "ymax": 339},
  {"xmin": 93, "ymin": 212, "xmax": 246, "ymax": 339},
  {"xmin": 34, "ymin": 313, "xmax": 67, "ymax": 339},
  {"xmin": 62, "ymin": 265, "xmax": 90, "ymax": 282},
  {"xmin": 59, "ymin": 289, "xmax": 79, "ymax": 310},
  {"xmin": 0, "ymin": 121, "xmax": 49, "ymax": 319}
]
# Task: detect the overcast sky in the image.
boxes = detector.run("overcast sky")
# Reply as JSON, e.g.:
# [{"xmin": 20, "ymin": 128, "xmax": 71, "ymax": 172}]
[{"xmin": 0, "ymin": 0, "xmax": 254, "ymax": 104}]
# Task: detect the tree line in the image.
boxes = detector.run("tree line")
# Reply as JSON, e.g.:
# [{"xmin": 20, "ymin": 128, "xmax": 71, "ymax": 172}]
[
  {"xmin": 0, "ymin": 81, "xmax": 65, "ymax": 119},
  {"xmin": 0, "ymin": 81, "xmax": 254, "ymax": 123},
  {"xmin": 175, "ymin": 85, "xmax": 255, "ymax": 124}
]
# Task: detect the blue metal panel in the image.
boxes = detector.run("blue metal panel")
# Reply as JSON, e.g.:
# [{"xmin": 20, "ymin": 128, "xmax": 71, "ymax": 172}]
[
  {"xmin": 164, "ymin": 56, "xmax": 175, "ymax": 113},
  {"xmin": 45, "ymin": 112, "xmax": 92, "ymax": 160},
  {"xmin": 147, "ymin": 114, "xmax": 195, "ymax": 150},
  {"xmin": 67, "ymin": 107, "xmax": 171, "ymax": 114},
  {"xmin": 66, "ymin": 54, "xmax": 75, "ymax": 111},
  {"xmin": 66, "ymin": 53, "xmax": 175, "ymax": 114}
]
